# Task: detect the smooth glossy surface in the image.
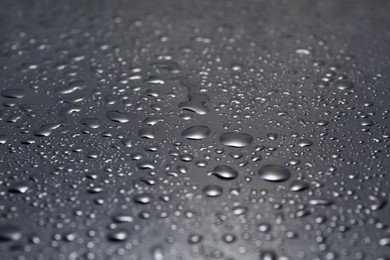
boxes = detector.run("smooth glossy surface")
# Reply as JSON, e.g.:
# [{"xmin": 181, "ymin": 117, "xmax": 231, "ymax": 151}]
[{"xmin": 0, "ymin": 0, "xmax": 390, "ymax": 259}]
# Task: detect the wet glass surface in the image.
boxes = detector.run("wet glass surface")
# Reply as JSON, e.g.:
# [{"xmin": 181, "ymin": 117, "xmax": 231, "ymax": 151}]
[{"xmin": 0, "ymin": 0, "xmax": 390, "ymax": 259}]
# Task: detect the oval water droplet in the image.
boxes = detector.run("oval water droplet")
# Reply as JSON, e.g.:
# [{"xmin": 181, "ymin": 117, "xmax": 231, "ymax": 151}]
[
  {"xmin": 1, "ymin": 89, "xmax": 25, "ymax": 99},
  {"xmin": 297, "ymin": 139, "xmax": 313, "ymax": 147},
  {"xmin": 203, "ymin": 185, "xmax": 223, "ymax": 197},
  {"xmin": 219, "ymin": 132, "xmax": 253, "ymax": 148},
  {"xmin": 107, "ymin": 230, "xmax": 128, "ymax": 242},
  {"xmin": 208, "ymin": 165, "xmax": 238, "ymax": 180},
  {"xmin": 258, "ymin": 165, "xmax": 291, "ymax": 182},
  {"xmin": 80, "ymin": 118, "xmax": 101, "ymax": 129},
  {"xmin": 335, "ymin": 80, "xmax": 354, "ymax": 90},
  {"xmin": 106, "ymin": 111, "xmax": 130, "ymax": 123},
  {"xmin": 181, "ymin": 125, "xmax": 211, "ymax": 140},
  {"xmin": 133, "ymin": 193, "xmax": 152, "ymax": 204},
  {"xmin": 289, "ymin": 180, "xmax": 309, "ymax": 192}
]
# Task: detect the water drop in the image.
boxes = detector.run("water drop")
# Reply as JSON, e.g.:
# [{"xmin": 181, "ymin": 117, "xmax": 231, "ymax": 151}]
[
  {"xmin": 1, "ymin": 89, "xmax": 25, "ymax": 99},
  {"xmin": 181, "ymin": 125, "xmax": 211, "ymax": 140},
  {"xmin": 208, "ymin": 165, "xmax": 238, "ymax": 180},
  {"xmin": 297, "ymin": 139, "xmax": 313, "ymax": 147},
  {"xmin": 220, "ymin": 132, "xmax": 253, "ymax": 148},
  {"xmin": 203, "ymin": 185, "xmax": 223, "ymax": 197},
  {"xmin": 0, "ymin": 226, "xmax": 22, "ymax": 242},
  {"xmin": 107, "ymin": 230, "xmax": 128, "ymax": 242},
  {"xmin": 106, "ymin": 111, "xmax": 130, "ymax": 123},
  {"xmin": 258, "ymin": 165, "xmax": 291, "ymax": 182}
]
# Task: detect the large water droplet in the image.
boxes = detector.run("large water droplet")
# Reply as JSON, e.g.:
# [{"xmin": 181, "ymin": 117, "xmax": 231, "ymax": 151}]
[
  {"xmin": 219, "ymin": 132, "xmax": 253, "ymax": 148},
  {"xmin": 182, "ymin": 125, "xmax": 211, "ymax": 140},
  {"xmin": 258, "ymin": 165, "xmax": 291, "ymax": 182},
  {"xmin": 106, "ymin": 111, "xmax": 130, "ymax": 123},
  {"xmin": 208, "ymin": 165, "xmax": 238, "ymax": 180},
  {"xmin": 178, "ymin": 94, "xmax": 210, "ymax": 115}
]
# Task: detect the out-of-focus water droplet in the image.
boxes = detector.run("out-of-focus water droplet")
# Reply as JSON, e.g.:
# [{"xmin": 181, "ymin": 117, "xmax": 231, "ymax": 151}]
[
  {"xmin": 335, "ymin": 80, "xmax": 354, "ymax": 90},
  {"xmin": 379, "ymin": 237, "xmax": 390, "ymax": 247},
  {"xmin": 113, "ymin": 215, "xmax": 134, "ymax": 223},
  {"xmin": 0, "ymin": 226, "xmax": 22, "ymax": 242},
  {"xmin": 232, "ymin": 206, "xmax": 247, "ymax": 216},
  {"xmin": 151, "ymin": 60, "xmax": 180, "ymax": 73},
  {"xmin": 8, "ymin": 182, "xmax": 29, "ymax": 193},
  {"xmin": 188, "ymin": 234, "xmax": 203, "ymax": 244},
  {"xmin": 203, "ymin": 185, "xmax": 223, "ymax": 197},
  {"xmin": 222, "ymin": 233, "xmax": 236, "ymax": 243},
  {"xmin": 107, "ymin": 230, "xmax": 128, "ymax": 242},
  {"xmin": 309, "ymin": 199, "xmax": 333, "ymax": 206},
  {"xmin": 0, "ymin": 135, "xmax": 7, "ymax": 144},
  {"xmin": 151, "ymin": 245, "xmax": 164, "ymax": 260},
  {"xmin": 133, "ymin": 193, "xmax": 152, "ymax": 204},
  {"xmin": 368, "ymin": 195, "xmax": 386, "ymax": 211},
  {"xmin": 259, "ymin": 250, "xmax": 276, "ymax": 260}
]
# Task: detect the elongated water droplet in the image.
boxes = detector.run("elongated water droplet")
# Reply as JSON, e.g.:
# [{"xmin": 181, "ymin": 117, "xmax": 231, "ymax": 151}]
[
  {"xmin": 106, "ymin": 111, "xmax": 130, "ymax": 123},
  {"xmin": 182, "ymin": 125, "xmax": 211, "ymax": 140},
  {"xmin": 208, "ymin": 165, "xmax": 238, "ymax": 180},
  {"xmin": 219, "ymin": 132, "xmax": 253, "ymax": 148},
  {"xmin": 258, "ymin": 165, "xmax": 291, "ymax": 182}
]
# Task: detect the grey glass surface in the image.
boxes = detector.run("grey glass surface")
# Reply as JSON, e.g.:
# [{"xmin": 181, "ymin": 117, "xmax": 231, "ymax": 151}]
[{"xmin": 0, "ymin": 1, "xmax": 389, "ymax": 259}]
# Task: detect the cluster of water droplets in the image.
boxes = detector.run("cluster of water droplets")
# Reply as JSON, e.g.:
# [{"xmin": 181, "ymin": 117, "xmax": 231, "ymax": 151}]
[{"xmin": 0, "ymin": 1, "xmax": 389, "ymax": 260}]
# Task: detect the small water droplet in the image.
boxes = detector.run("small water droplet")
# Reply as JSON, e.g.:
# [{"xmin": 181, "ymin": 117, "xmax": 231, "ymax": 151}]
[
  {"xmin": 297, "ymin": 139, "xmax": 313, "ymax": 147},
  {"xmin": 203, "ymin": 185, "xmax": 223, "ymax": 197}
]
